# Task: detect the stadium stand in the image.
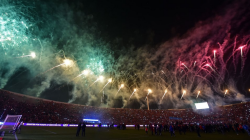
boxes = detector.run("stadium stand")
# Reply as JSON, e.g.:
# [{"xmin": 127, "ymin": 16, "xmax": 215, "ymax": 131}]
[{"xmin": 0, "ymin": 89, "xmax": 249, "ymax": 126}]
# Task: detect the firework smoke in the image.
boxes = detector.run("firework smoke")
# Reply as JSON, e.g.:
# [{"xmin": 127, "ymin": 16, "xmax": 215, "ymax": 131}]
[{"xmin": 1, "ymin": 0, "xmax": 250, "ymax": 109}]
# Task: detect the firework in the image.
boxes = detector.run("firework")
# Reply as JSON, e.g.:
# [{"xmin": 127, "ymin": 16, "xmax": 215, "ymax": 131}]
[
  {"xmin": 63, "ymin": 59, "xmax": 73, "ymax": 67},
  {"xmin": 145, "ymin": 89, "xmax": 152, "ymax": 100},
  {"xmin": 108, "ymin": 78, "xmax": 112, "ymax": 83},
  {"xmin": 56, "ymin": 70, "xmax": 90, "ymax": 90},
  {"xmin": 0, "ymin": 37, "xmax": 11, "ymax": 42},
  {"xmin": 145, "ymin": 89, "xmax": 152, "ymax": 110},
  {"xmin": 224, "ymin": 89, "xmax": 228, "ymax": 97},
  {"xmin": 71, "ymin": 69, "xmax": 89, "ymax": 81},
  {"xmin": 0, "ymin": 3, "xmax": 32, "ymax": 51},
  {"xmin": 180, "ymin": 90, "xmax": 186, "ymax": 100},
  {"xmin": 30, "ymin": 52, "xmax": 36, "ymax": 58},
  {"xmin": 115, "ymin": 84, "xmax": 124, "ymax": 96},
  {"xmin": 16, "ymin": 52, "xmax": 36, "ymax": 58},
  {"xmin": 205, "ymin": 64, "xmax": 216, "ymax": 73},
  {"xmin": 129, "ymin": 89, "xmax": 137, "ymax": 100},
  {"xmin": 86, "ymin": 58, "xmax": 105, "ymax": 75},
  {"xmin": 181, "ymin": 63, "xmax": 189, "ymax": 70},
  {"xmin": 239, "ymin": 45, "xmax": 245, "ymax": 57},
  {"xmin": 90, "ymin": 76, "xmax": 104, "ymax": 87},
  {"xmin": 213, "ymin": 50, "xmax": 216, "ymax": 64},
  {"xmin": 37, "ymin": 59, "xmax": 73, "ymax": 76},
  {"xmin": 99, "ymin": 78, "xmax": 112, "ymax": 93},
  {"xmin": 196, "ymin": 91, "xmax": 200, "ymax": 98},
  {"xmin": 2, "ymin": 1, "xmax": 250, "ymax": 109},
  {"xmin": 161, "ymin": 89, "xmax": 167, "ymax": 100}
]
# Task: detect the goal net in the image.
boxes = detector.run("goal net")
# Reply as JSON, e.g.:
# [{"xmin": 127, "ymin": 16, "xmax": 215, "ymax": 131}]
[{"xmin": 0, "ymin": 115, "xmax": 22, "ymax": 131}]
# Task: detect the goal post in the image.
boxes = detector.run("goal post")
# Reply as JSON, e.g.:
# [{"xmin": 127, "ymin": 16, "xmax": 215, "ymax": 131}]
[{"xmin": 0, "ymin": 115, "xmax": 22, "ymax": 131}]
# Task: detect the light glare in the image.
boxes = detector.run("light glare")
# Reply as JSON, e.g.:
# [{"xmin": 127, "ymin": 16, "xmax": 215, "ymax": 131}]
[
  {"xmin": 63, "ymin": 59, "xmax": 73, "ymax": 66},
  {"xmin": 83, "ymin": 70, "xmax": 89, "ymax": 75},
  {"xmin": 108, "ymin": 78, "xmax": 112, "ymax": 82},
  {"xmin": 98, "ymin": 76, "xmax": 104, "ymax": 81},
  {"xmin": 30, "ymin": 52, "xmax": 36, "ymax": 58}
]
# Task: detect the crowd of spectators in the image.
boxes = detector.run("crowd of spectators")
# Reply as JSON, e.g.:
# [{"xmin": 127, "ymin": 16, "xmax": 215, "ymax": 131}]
[{"xmin": 0, "ymin": 90, "xmax": 249, "ymax": 126}]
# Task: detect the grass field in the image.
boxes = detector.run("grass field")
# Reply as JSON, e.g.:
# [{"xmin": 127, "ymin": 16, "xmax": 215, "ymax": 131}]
[{"xmin": 2, "ymin": 126, "xmax": 250, "ymax": 140}]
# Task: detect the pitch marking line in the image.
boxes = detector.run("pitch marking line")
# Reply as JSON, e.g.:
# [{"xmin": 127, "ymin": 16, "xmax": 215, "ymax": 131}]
[{"xmin": 40, "ymin": 128, "xmax": 57, "ymax": 134}]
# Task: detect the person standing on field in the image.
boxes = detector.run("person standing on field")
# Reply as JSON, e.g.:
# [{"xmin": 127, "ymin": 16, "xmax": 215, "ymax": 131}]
[
  {"xmin": 76, "ymin": 122, "xmax": 81, "ymax": 136},
  {"xmin": 82, "ymin": 122, "xmax": 86, "ymax": 136}
]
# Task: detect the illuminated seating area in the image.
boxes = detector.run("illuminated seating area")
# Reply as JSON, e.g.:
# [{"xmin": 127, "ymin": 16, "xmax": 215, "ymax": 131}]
[{"xmin": 0, "ymin": 90, "xmax": 249, "ymax": 125}]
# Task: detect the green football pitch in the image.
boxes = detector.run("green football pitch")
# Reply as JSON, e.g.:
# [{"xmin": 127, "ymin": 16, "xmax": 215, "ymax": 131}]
[{"xmin": 2, "ymin": 126, "xmax": 250, "ymax": 140}]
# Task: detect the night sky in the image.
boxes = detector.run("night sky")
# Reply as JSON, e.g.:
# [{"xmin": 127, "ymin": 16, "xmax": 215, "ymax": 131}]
[
  {"xmin": 68, "ymin": 0, "xmax": 229, "ymax": 46},
  {"xmin": 1, "ymin": 0, "xmax": 250, "ymax": 109}
]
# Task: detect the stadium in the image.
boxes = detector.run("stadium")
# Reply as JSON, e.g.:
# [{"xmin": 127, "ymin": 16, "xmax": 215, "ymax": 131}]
[
  {"xmin": 1, "ymin": 0, "xmax": 250, "ymax": 139},
  {"xmin": 1, "ymin": 90, "xmax": 250, "ymax": 139}
]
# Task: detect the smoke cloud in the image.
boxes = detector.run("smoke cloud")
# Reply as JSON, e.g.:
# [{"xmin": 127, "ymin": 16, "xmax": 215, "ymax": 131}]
[{"xmin": 1, "ymin": 0, "xmax": 250, "ymax": 109}]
